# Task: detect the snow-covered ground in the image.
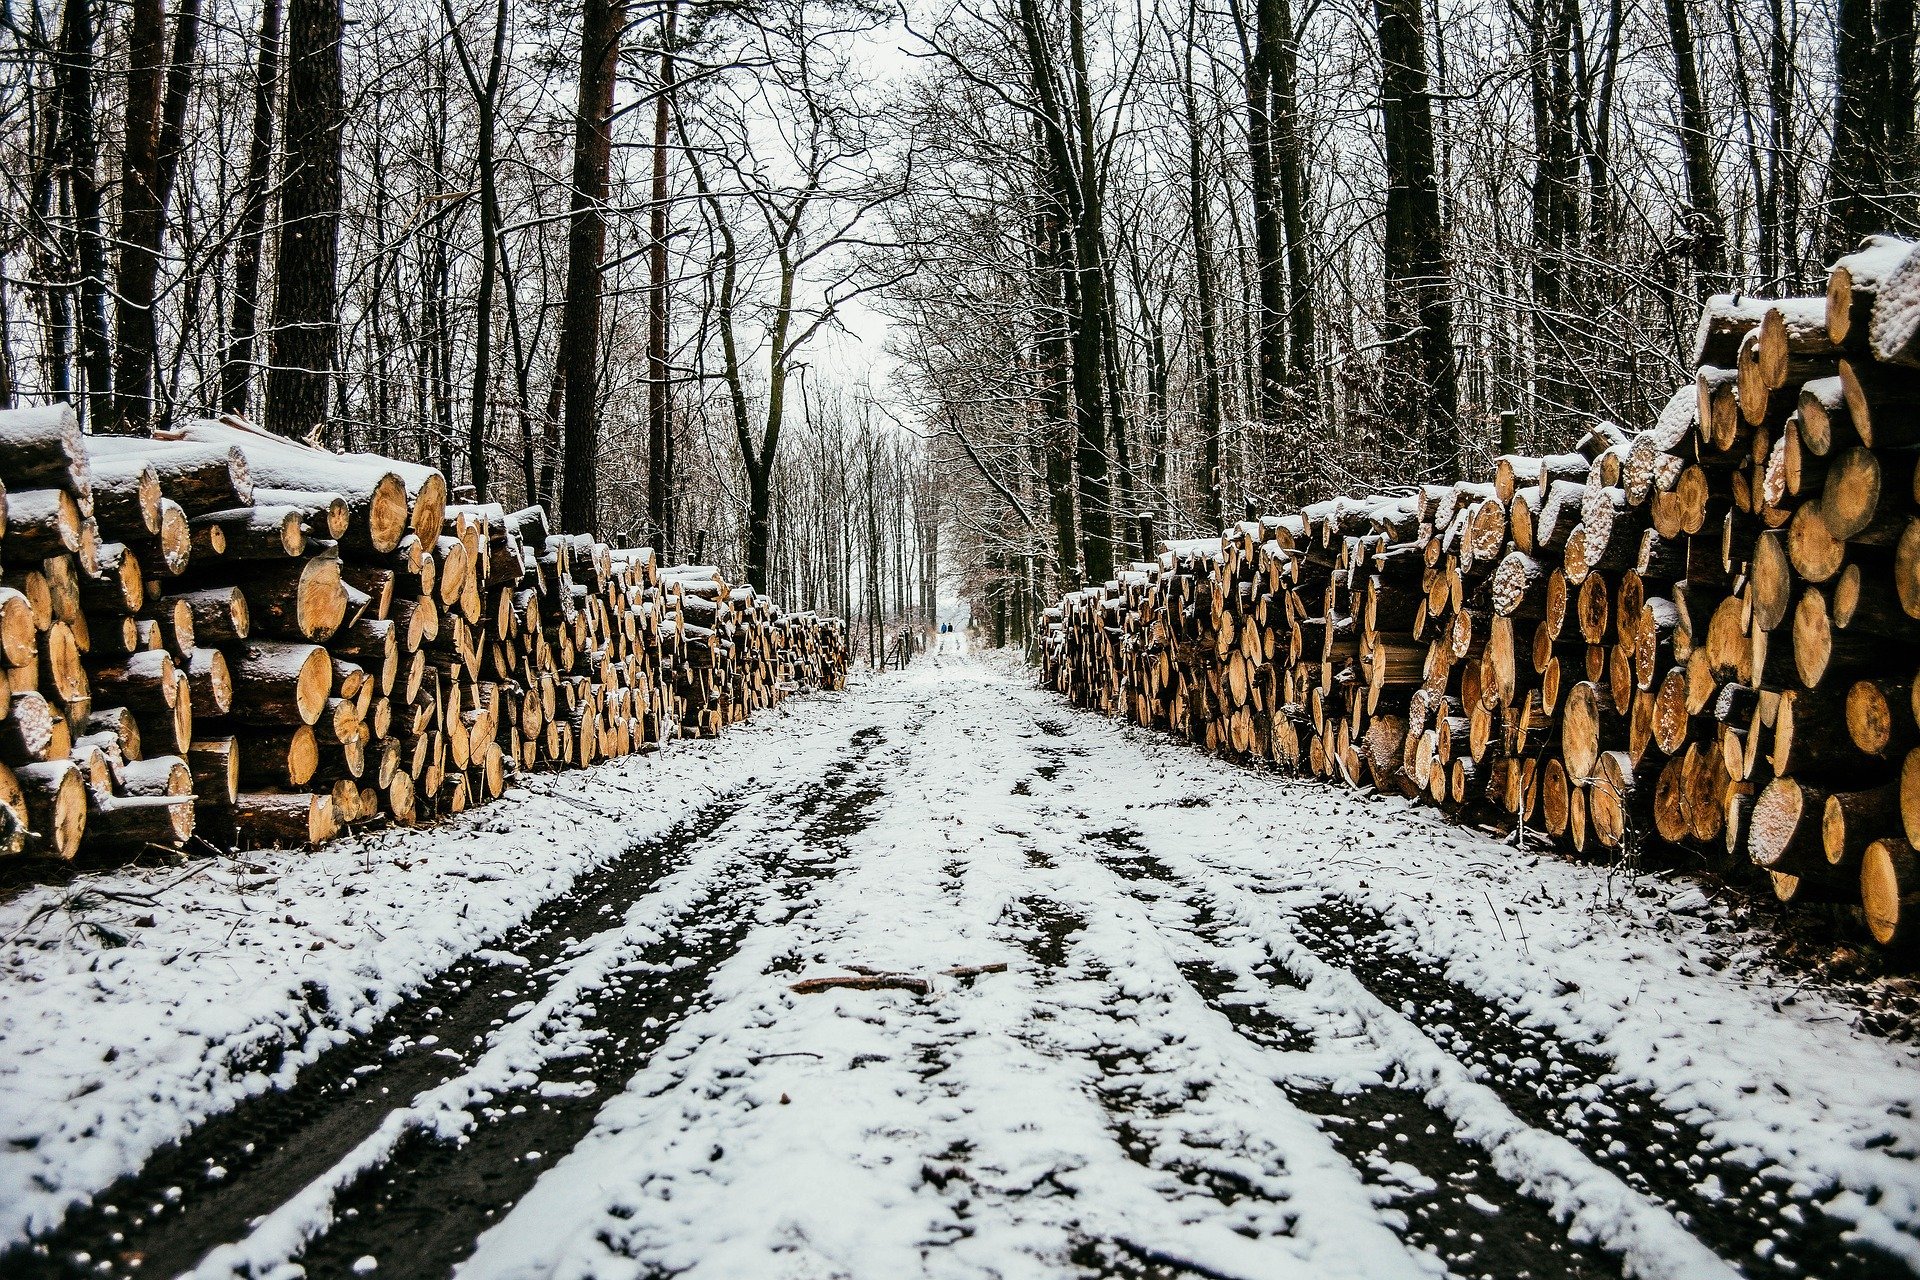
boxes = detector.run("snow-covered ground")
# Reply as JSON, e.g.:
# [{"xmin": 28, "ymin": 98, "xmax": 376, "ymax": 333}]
[{"xmin": 2, "ymin": 654, "xmax": 1916, "ymax": 1279}]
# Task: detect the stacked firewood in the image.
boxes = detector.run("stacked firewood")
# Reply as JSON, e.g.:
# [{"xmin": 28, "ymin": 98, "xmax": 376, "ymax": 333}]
[
  {"xmin": 1044, "ymin": 235, "xmax": 1920, "ymax": 951},
  {"xmin": 0, "ymin": 411, "xmax": 849, "ymax": 863}
]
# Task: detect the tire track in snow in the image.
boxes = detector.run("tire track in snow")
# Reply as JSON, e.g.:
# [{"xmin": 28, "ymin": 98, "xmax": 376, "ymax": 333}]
[
  {"xmin": 989, "ymin": 870, "xmax": 1428, "ymax": 1277},
  {"xmin": 144, "ymin": 726, "xmax": 887, "ymax": 1280},
  {"xmin": 1045, "ymin": 821, "xmax": 1734, "ymax": 1278},
  {"xmin": 1085, "ymin": 841, "xmax": 1624, "ymax": 1279},
  {"xmin": 0, "ymin": 794, "xmax": 746, "ymax": 1280},
  {"xmin": 286, "ymin": 727, "xmax": 892, "ymax": 1280},
  {"xmin": 1280, "ymin": 893, "xmax": 1910, "ymax": 1279}
]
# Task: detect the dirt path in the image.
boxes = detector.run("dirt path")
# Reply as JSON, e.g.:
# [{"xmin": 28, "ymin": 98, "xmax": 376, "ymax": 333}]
[{"xmin": 3, "ymin": 657, "xmax": 1916, "ymax": 1279}]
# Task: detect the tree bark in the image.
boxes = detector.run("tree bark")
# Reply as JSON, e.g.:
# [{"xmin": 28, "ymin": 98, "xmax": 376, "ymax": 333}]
[
  {"xmin": 265, "ymin": 0, "xmax": 344, "ymax": 439},
  {"xmin": 222, "ymin": 0, "xmax": 282, "ymax": 417},
  {"xmin": 57, "ymin": 0, "xmax": 113, "ymax": 428},
  {"xmin": 110, "ymin": 0, "xmax": 169, "ymax": 430},
  {"xmin": 1375, "ymin": 0, "xmax": 1461, "ymax": 480},
  {"xmin": 555, "ymin": 0, "xmax": 625, "ymax": 534},
  {"xmin": 648, "ymin": 0, "xmax": 679, "ymax": 556},
  {"xmin": 1663, "ymin": 0, "xmax": 1728, "ymax": 287}
]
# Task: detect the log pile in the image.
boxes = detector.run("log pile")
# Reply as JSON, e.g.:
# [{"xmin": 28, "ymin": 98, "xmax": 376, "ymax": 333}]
[
  {"xmin": 1043, "ymin": 236, "xmax": 1920, "ymax": 952},
  {"xmin": 0, "ymin": 410, "xmax": 848, "ymax": 863}
]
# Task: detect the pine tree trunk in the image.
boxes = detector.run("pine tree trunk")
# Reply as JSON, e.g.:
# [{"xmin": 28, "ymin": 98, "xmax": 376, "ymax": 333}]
[
  {"xmin": 222, "ymin": 0, "xmax": 282, "ymax": 417},
  {"xmin": 1375, "ymin": 0, "xmax": 1461, "ymax": 480},
  {"xmin": 265, "ymin": 0, "xmax": 343, "ymax": 439},
  {"xmin": 57, "ymin": 0, "xmax": 113, "ymax": 429},
  {"xmin": 647, "ymin": 0, "xmax": 678, "ymax": 556},
  {"xmin": 111, "ymin": 0, "xmax": 168, "ymax": 431},
  {"xmin": 555, "ymin": 0, "xmax": 624, "ymax": 534}
]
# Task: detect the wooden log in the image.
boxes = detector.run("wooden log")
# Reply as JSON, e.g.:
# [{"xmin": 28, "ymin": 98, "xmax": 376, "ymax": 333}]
[
  {"xmin": 225, "ymin": 640, "xmax": 333, "ymax": 726},
  {"xmin": 84, "ymin": 792, "xmax": 194, "ymax": 850},
  {"xmin": 1866, "ymin": 239, "xmax": 1920, "ymax": 367},
  {"xmin": 0, "ymin": 404, "xmax": 90, "ymax": 494},
  {"xmin": 1829, "ymin": 234, "xmax": 1912, "ymax": 345},
  {"xmin": 7, "ymin": 488, "xmax": 82, "ymax": 558},
  {"xmin": 191, "ymin": 505, "xmax": 307, "ymax": 558},
  {"xmin": 1824, "ymin": 782, "xmax": 1901, "ymax": 871},
  {"xmin": 232, "ymin": 791, "xmax": 337, "ymax": 847},
  {"xmin": 1863, "ymin": 838, "xmax": 1920, "ymax": 946},
  {"xmin": 89, "ymin": 456, "xmax": 163, "ymax": 539},
  {"xmin": 232, "ymin": 554, "xmax": 349, "ymax": 642},
  {"xmin": 174, "ymin": 419, "xmax": 414, "ymax": 553},
  {"xmin": 1693, "ymin": 294, "xmax": 1772, "ymax": 367},
  {"xmin": 1750, "ymin": 777, "xmax": 1828, "ymax": 874},
  {"xmin": 89, "ymin": 438, "xmax": 253, "ymax": 514},
  {"xmin": 1560, "ymin": 680, "xmax": 1620, "ymax": 783}
]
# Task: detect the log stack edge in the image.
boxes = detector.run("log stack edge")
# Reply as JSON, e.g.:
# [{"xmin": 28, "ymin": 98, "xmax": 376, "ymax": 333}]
[
  {"xmin": 0, "ymin": 414, "xmax": 849, "ymax": 861},
  {"xmin": 1043, "ymin": 234, "xmax": 1920, "ymax": 953}
]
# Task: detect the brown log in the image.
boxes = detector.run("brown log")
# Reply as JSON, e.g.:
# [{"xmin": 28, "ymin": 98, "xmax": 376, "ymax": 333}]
[
  {"xmin": 1845, "ymin": 678, "xmax": 1915, "ymax": 760},
  {"xmin": 1863, "ymin": 838, "xmax": 1920, "ymax": 946},
  {"xmin": 8, "ymin": 488, "xmax": 82, "ymax": 558},
  {"xmin": 234, "ymin": 554, "xmax": 349, "ymax": 642},
  {"xmin": 1750, "ymin": 777, "xmax": 1828, "ymax": 874},
  {"xmin": 0, "ymin": 405, "xmax": 89, "ymax": 494},
  {"xmin": 1786, "ymin": 503, "xmax": 1846, "ymax": 583},
  {"xmin": 14, "ymin": 759, "xmax": 85, "ymax": 858},
  {"xmin": 232, "ymin": 791, "xmax": 337, "ymax": 847},
  {"xmin": 91, "ymin": 439, "xmax": 253, "ymax": 514},
  {"xmin": 132, "ymin": 498, "xmax": 193, "ymax": 578},
  {"xmin": 1829, "ymin": 234, "xmax": 1912, "ymax": 345},
  {"xmin": 191, "ymin": 505, "xmax": 306, "ymax": 558},
  {"xmin": 164, "ymin": 586, "xmax": 250, "ymax": 644},
  {"xmin": 1560, "ymin": 680, "xmax": 1621, "ymax": 783},
  {"xmin": 1866, "ymin": 238, "xmax": 1920, "ymax": 368},
  {"xmin": 1824, "ymin": 783, "xmax": 1901, "ymax": 871},
  {"xmin": 84, "ymin": 792, "xmax": 194, "ymax": 851},
  {"xmin": 225, "ymin": 640, "xmax": 332, "ymax": 725},
  {"xmin": 186, "ymin": 737, "xmax": 240, "ymax": 808},
  {"xmin": 1791, "ymin": 587, "xmax": 1881, "ymax": 689},
  {"xmin": 1693, "ymin": 294, "xmax": 1771, "ymax": 367},
  {"xmin": 1773, "ymin": 686, "xmax": 1889, "ymax": 778},
  {"xmin": 89, "ymin": 456, "xmax": 163, "ymax": 539}
]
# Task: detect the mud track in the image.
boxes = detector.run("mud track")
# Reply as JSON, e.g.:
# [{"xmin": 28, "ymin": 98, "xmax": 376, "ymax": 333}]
[{"xmin": 4, "ymin": 729, "xmax": 887, "ymax": 1280}]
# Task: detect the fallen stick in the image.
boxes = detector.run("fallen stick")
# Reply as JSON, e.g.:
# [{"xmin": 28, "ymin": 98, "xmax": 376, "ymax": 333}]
[
  {"xmin": 940, "ymin": 963, "xmax": 1010, "ymax": 978},
  {"xmin": 789, "ymin": 974, "xmax": 932, "ymax": 996}
]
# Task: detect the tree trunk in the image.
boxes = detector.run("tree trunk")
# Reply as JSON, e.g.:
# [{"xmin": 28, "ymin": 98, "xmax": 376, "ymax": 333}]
[
  {"xmin": 1182, "ymin": 34, "xmax": 1225, "ymax": 533},
  {"xmin": 1663, "ymin": 0, "xmax": 1728, "ymax": 286},
  {"xmin": 265, "ymin": 0, "xmax": 344, "ymax": 439},
  {"xmin": 442, "ymin": 0, "xmax": 509, "ymax": 501},
  {"xmin": 1018, "ymin": 0, "xmax": 1112, "ymax": 585},
  {"xmin": 648, "ymin": 0, "xmax": 678, "ymax": 556},
  {"xmin": 222, "ymin": 0, "xmax": 282, "ymax": 417},
  {"xmin": 111, "ymin": 0, "xmax": 169, "ymax": 431},
  {"xmin": 555, "ymin": 0, "xmax": 624, "ymax": 534},
  {"xmin": 1269, "ymin": 0, "xmax": 1315, "ymax": 391},
  {"xmin": 1375, "ymin": 0, "xmax": 1461, "ymax": 480},
  {"xmin": 1236, "ymin": 0, "xmax": 1287, "ymax": 449},
  {"xmin": 57, "ymin": 0, "xmax": 113, "ymax": 429},
  {"xmin": 1033, "ymin": 168, "xmax": 1081, "ymax": 589}
]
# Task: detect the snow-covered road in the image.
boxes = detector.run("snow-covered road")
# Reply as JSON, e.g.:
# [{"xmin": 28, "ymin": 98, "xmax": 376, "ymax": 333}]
[{"xmin": 3, "ymin": 654, "xmax": 1918, "ymax": 1279}]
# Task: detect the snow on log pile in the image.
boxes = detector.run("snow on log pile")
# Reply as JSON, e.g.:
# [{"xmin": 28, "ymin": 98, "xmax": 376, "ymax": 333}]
[
  {"xmin": 1043, "ymin": 236, "xmax": 1920, "ymax": 953},
  {"xmin": 0, "ymin": 412, "xmax": 849, "ymax": 860}
]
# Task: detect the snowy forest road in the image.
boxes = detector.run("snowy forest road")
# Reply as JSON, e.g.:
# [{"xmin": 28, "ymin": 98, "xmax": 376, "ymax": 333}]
[{"xmin": 5, "ymin": 656, "xmax": 1919, "ymax": 1280}]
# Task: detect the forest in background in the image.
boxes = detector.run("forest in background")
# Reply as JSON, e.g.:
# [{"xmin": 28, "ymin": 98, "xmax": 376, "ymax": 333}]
[{"xmin": 0, "ymin": 0, "xmax": 1915, "ymax": 650}]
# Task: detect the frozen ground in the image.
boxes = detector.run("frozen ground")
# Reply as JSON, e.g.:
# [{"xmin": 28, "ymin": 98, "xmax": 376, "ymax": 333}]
[{"xmin": 1, "ymin": 653, "xmax": 1916, "ymax": 1279}]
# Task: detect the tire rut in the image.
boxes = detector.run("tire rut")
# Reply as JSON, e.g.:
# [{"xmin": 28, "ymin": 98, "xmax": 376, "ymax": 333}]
[
  {"xmin": 1, "ymin": 794, "xmax": 749, "ymax": 1280},
  {"xmin": 1286, "ymin": 895, "xmax": 1909, "ymax": 1280},
  {"xmin": 296, "ymin": 732, "xmax": 890, "ymax": 1280},
  {"xmin": 1087, "ymin": 837, "xmax": 1627, "ymax": 1279}
]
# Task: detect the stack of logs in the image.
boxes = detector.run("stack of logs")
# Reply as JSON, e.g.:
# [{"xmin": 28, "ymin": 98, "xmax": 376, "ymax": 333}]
[
  {"xmin": 0, "ymin": 412, "xmax": 848, "ymax": 861},
  {"xmin": 1045, "ymin": 233, "xmax": 1920, "ymax": 952}
]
